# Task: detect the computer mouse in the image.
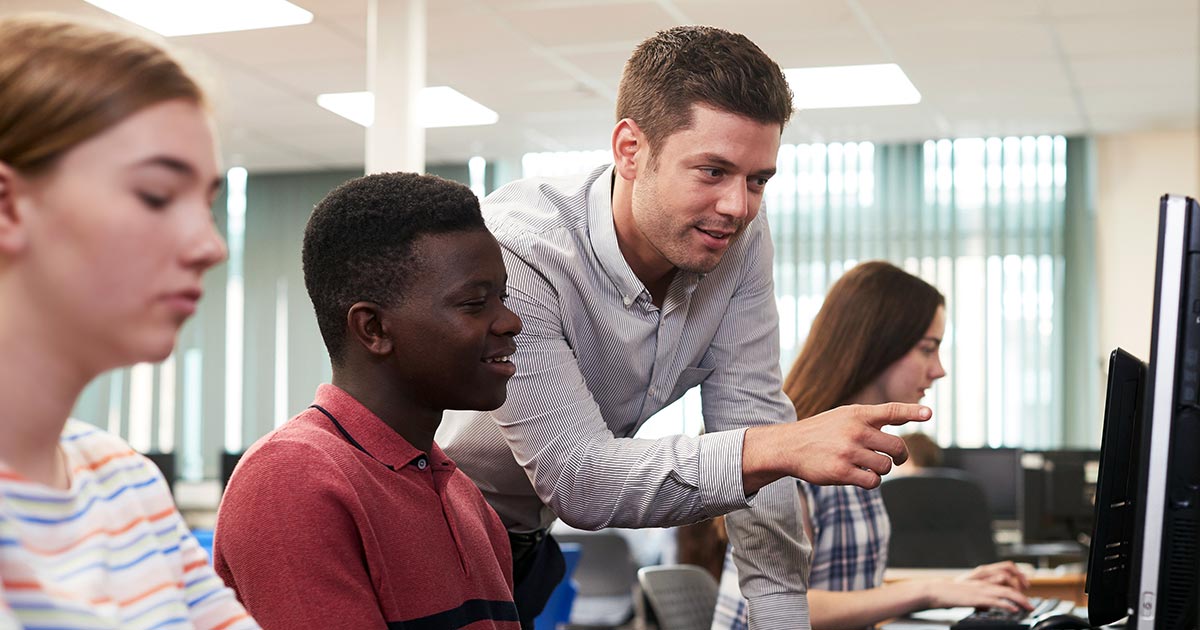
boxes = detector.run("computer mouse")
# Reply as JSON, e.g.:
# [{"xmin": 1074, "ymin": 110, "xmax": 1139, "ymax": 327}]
[{"xmin": 1031, "ymin": 613, "xmax": 1092, "ymax": 630}]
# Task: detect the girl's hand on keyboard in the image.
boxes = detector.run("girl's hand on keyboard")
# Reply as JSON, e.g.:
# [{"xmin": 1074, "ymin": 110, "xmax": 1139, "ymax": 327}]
[
  {"xmin": 958, "ymin": 561, "xmax": 1031, "ymax": 592},
  {"xmin": 923, "ymin": 578, "xmax": 1033, "ymax": 612}
]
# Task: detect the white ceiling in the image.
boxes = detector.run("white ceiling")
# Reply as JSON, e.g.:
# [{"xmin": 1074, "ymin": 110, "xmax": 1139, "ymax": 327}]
[{"xmin": 3, "ymin": 0, "xmax": 1197, "ymax": 172}]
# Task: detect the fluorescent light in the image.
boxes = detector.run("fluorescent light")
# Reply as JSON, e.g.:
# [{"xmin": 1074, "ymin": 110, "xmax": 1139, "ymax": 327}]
[
  {"xmin": 316, "ymin": 88, "xmax": 500, "ymax": 128},
  {"xmin": 317, "ymin": 92, "xmax": 375, "ymax": 127},
  {"xmin": 784, "ymin": 63, "xmax": 920, "ymax": 110},
  {"xmin": 82, "ymin": 0, "xmax": 313, "ymax": 37},
  {"xmin": 420, "ymin": 87, "xmax": 500, "ymax": 128}
]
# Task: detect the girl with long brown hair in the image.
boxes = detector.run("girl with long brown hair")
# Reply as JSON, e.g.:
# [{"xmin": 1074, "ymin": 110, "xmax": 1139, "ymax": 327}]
[{"xmin": 713, "ymin": 261, "xmax": 1030, "ymax": 630}]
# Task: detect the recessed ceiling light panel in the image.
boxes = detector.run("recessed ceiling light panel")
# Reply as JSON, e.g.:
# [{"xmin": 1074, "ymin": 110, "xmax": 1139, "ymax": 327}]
[
  {"xmin": 317, "ymin": 91, "xmax": 374, "ymax": 127},
  {"xmin": 785, "ymin": 63, "xmax": 921, "ymax": 110},
  {"xmin": 317, "ymin": 88, "xmax": 499, "ymax": 129},
  {"xmin": 83, "ymin": 0, "xmax": 313, "ymax": 37}
]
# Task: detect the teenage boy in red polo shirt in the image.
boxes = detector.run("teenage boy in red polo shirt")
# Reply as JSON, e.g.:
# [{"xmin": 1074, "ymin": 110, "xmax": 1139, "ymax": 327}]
[{"xmin": 214, "ymin": 172, "xmax": 522, "ymax": 629}]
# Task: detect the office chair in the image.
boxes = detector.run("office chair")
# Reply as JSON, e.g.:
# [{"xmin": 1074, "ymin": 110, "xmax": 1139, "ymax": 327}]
[
  {"xmin": 880, "ymin": 471, "xmax": 999, "ymax": 568},
  {"xmin": 220, "ymin": 450, "xmax": 244, "ymax": 492},
  {"xmin": 636, "ymin": 564, "xmax": 719, "ymax": 630},
  {"xmin": 554, "ymin": 531, "xmax": 640, "ymax": 628}
]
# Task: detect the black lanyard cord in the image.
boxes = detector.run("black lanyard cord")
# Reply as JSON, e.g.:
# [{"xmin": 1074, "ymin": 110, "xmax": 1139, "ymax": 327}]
[{"xmin": 309, "ymin": 404, "xmax": 397, "ymax": 472}]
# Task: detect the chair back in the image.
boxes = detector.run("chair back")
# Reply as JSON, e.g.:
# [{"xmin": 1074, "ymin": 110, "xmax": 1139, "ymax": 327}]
[
  {"xmin": 880, "ymin": 471, "xmax": 998, "ymax": 568},
  {"xmin": 636, "ymin": 564, "xmax": 719, "ymax": 630},
  {"xmin": 554, "ymin": 531, "xmax": 639, "ymax": 626}
]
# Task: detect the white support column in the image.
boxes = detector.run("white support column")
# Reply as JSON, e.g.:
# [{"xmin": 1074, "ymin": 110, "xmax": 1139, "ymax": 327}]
[{"xmin": 366, "ymin": 0, "xmax": 426, "ymax": 174}]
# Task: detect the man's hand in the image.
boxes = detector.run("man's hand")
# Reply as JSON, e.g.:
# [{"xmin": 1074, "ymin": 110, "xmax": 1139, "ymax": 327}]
[{"xmin": 741, "ymin": 403, "xmax": 931, "ymax": 493}]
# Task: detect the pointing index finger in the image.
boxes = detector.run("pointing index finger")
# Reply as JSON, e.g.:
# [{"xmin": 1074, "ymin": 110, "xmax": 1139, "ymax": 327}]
[{"xmin": 865, "ymin": 403, "xmax": 932, "ymax": 428}]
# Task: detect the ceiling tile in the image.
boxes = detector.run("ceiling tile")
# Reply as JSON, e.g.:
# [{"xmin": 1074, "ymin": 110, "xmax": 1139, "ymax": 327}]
[
  {"xmin": 885, "ymin": 21, "xmax": 1058, "ymax": 63},
  {"xmin": 0, "ymin": 0, "xmax": 1193, "ymax": 169},
  {"xmin": 496, "ymin": 1, "xmax": 676, "ymax": 48},
  {"xmin": 1070, "ymin": 52, "xmax": 1200, "ymax": 89},
  {"xmin": 1054, "ymin": 12, "xmax": 1200, "ymax": 56}
]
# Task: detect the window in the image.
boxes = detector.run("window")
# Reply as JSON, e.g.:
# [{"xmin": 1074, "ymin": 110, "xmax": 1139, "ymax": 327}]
[
  {"xmin": 520, "ymin": 138, "xmax": 1072, "ymax": 448},
  {"xmin": 769, "ymin": 137, "xmax": 1068, "ymax": 448}
]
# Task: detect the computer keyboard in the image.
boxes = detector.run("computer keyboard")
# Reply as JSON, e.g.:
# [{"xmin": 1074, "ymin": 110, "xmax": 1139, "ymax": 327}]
[{"xmin": 950, "ymin": 597, "xmax": 1060, "ymax": 630}]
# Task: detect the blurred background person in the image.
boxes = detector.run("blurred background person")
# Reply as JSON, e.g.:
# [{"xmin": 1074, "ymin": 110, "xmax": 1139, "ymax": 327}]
[{"xmin": 891, "ymin": 431, "xmax": 945, "ymax": 477}]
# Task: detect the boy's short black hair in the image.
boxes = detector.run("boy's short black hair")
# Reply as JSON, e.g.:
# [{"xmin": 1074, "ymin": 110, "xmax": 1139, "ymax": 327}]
[{"xmin": 302, "ymin": 172, "xmax": 486, "ymax": 365}]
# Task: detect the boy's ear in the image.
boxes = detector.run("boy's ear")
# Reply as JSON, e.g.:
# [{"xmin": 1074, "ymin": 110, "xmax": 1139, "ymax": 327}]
[
  {"xmin": 612, "ymin": 118, "xmax": 646, "ymax": 181},
  {"xmin": 0, "ymin": 161, "xmax": 30, "ymax": 255},
  {"xmin": 346, "ymin": 301, "xmax": 394, "ymax": 357}
]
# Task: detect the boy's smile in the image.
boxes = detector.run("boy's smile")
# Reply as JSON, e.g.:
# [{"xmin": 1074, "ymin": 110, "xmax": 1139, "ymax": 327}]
[{"xmin": 380, "ymin": 229, "xmax": 522, "ymax": 415}]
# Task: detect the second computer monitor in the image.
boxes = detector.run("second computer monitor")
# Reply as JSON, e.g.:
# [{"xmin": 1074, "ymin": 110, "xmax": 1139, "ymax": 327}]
[
  {"xmin": 940, "ymin": 447, "xmax": 1022, "ymax": 524},
  {"xmin": 142, "ymin": 451, "xmax": 177, "ymax": 496},
  {"xmin": 1086, "ymin": 347, "xmax": 1147, "ymax": 626},
  {"xmin": 221, "ymin": 450, "xmax": 244, "ymax": 491},
  {"xmin": 1021, "ymin": 449, "xmax": 1101, "ymax": 544}
]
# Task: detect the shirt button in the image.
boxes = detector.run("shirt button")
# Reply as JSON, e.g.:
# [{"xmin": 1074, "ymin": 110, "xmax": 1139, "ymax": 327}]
[
  {"xmin": 417, "ymin": 457, "xmax": 428, "ymax": 470},
  {"xmin": 648, "ymin": 387, "xmax": 657, "ymax": 397}
]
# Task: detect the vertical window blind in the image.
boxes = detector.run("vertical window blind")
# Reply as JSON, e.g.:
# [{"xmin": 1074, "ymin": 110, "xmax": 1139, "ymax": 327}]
[{"xmin": 71, "ymin": 138, "xmax": 1077, "ymax": 482}]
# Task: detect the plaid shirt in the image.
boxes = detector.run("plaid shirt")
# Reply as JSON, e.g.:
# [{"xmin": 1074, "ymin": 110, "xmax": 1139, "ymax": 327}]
[{"xmin": 712, "ymin": 481, "xmax": 891, "ymax": 629}]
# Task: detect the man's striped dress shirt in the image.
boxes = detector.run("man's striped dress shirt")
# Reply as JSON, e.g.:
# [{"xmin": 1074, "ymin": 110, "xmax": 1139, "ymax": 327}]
[{"xmin": 440, "ymin": 165, "xmax": 811, "ymax": 629}]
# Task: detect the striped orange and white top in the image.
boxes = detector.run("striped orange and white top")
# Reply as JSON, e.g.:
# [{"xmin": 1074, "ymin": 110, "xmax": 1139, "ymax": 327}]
[{"xmin": 0, "ymin": 420, "xmax": 257, "ymax": 630}]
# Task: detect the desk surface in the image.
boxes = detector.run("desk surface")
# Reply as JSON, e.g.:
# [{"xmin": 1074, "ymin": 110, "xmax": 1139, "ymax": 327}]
[{"xmin": 884, "ymin": 568, "xmax": 1088, "ymax": 606}]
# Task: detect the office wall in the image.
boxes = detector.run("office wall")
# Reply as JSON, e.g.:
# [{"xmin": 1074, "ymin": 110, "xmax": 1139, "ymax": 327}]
[{"xmin": 1095, "ymin": 128, "xmax": 1200, "ymax": 364}]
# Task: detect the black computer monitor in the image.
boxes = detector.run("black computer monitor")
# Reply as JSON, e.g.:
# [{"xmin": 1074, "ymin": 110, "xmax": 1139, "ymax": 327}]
[
  {"xmin": 1094, "ymin": 194, "xmax": 1200, "ymax": 630},
  {"xmin": 940, "ymin": 447, "xmax": 1022, "ymax": 523},
  {"xmin": 1084, "ymin": 345, "xmax": 1147, "ymax": 624},
  {"xmin": 221, "ymin": 450, "xmax": 244, "ymax": 491},
  {"xmin": 1087, "ymin": 347, "xmax": 1148, "ymax": 626},
  {"xmin": 1021, "ymin": 449, "xmax": 1100, "ymax": 544},
  {"xmin": 142, "ymin": 451, "xmax": 177, "ymax": 496}
]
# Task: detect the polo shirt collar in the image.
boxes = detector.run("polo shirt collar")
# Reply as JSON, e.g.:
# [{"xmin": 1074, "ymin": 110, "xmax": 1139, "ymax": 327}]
[{"xmin": 312, "ymin": 383, "xmax": 455, "ymax": 472}]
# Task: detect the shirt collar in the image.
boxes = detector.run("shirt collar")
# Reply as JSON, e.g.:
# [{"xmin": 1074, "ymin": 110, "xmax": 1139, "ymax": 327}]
[
  {"xmin": 587, "ymin": 165, "xmax": 702, "ymax": 309},
  {"xmin": 312, "ymin": 383, "xmax": 455, "ymax": 473}
]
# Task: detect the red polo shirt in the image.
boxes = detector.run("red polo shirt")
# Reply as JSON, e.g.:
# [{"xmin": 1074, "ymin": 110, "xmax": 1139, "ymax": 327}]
[{"xmin": 214, "ymin": 384, "xmax": 518, "ymax": 629}]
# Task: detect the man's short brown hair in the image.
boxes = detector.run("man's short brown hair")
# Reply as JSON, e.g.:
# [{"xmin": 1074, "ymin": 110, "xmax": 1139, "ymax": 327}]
[{"xmin": 616, "ymin": 25, "xmax": 793, "ymax": 154}]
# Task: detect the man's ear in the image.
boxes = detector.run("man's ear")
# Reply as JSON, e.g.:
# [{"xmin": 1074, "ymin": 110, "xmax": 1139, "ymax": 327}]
[
  {"xmin": 612, "ymin": 118, "xmax": 646, "ymax": 181},
  {"xmin": 0, "ymin": 161, "xmax": 29, "ymax": 255},
  {"xmin": 346, "ymin": 301, "xmax": 394, "ymax": 358}
]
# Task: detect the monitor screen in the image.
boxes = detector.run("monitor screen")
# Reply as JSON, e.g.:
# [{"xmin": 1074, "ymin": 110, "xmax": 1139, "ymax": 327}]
[
  {"xmin": 1021, "ymin": 449, "xmax": 1101, "ymax": 544},
  {"xmin": 940, "ymin": 447, "xmax": 1022, "ymax": 522},
  {"xmin": 1086, "ymin": 347, "xmax": 1147, "ymax": 626}
]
